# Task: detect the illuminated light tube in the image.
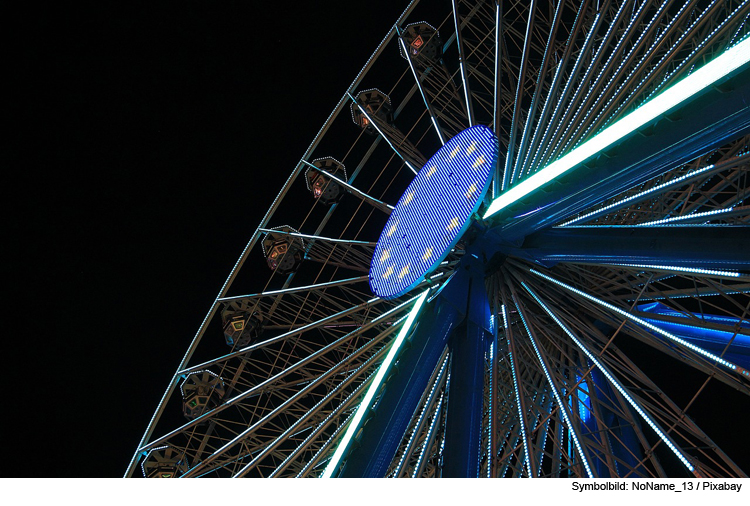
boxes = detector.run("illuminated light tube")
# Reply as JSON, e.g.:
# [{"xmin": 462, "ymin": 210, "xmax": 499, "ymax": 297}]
[
  {"xmin": 321, "ymin": 289, "xmax": 430, "ymax": 478},
  {"xmin": 607, "ymin": 263, "xmax": 742, "ymax": 278},
  {"xmin": 513, "ymin": 298, "xmax": 595, "ymax": 478},
  {"xmin": 522, "ymin": 282, "xmax": 696, "ymax": 473},
  {"xmin": 635, "ymin": 207, "xmax": 736, "ymax": 226},
  {"xmin": 529, "ymin": 269, "xmax": 739, "ymax": 371},
  {"xmin": 484, "ymin": 35, "xmax": 750, "ymax": 220}
]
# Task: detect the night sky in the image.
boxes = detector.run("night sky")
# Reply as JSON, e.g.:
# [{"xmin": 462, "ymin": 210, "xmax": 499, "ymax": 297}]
[
  {"xmin": 15, "ymin": 1, "xmax": 396, "ymax": 478},
  {"xmin": 12, "ymin": 1, "xmax": 749, "ymax": 479}
]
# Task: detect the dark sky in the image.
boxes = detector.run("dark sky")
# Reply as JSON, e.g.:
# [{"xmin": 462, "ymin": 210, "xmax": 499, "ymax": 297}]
[
  {"xmin": 12, "ymin": 1, "xmax": 749, "ymax": 478},
  {"xmin": 14, "ymin": 1, "xmax": 397, "ymax": 477}
]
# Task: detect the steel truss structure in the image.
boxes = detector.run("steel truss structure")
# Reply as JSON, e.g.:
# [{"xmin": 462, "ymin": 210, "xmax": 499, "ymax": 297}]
[{"xmin": 127, "ymin": 0, "xmax": 750, "ymax": 478}]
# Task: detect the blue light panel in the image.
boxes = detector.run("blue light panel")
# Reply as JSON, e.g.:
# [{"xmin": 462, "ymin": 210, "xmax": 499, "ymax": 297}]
[{"xmin": 370, "ymin": 125, "xmax": 498, "ymax": 299}]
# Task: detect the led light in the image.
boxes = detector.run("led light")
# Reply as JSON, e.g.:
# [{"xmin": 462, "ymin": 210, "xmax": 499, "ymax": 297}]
[
  {"xmin": 522, "ymin": 282, "xmax": 695, "ymax": 473},
  {"xmin": 370, "ymin": 125, "xmax": 498, "ymax": 299},
  {"xmin": 529, "ymin": 269, "xmax": 739, "ymax": 371},
  {"xmin": 321, "ymin": 289, "xmax": 430, "ymax": 478},
  {"xmin": 559, "ymin": 157, "xmax": 738, "ymax": 225},
  {"xmin": 607, "ymin": 263, "xmax": 742, "ymax": 278},
  {"xmin": 484, "ymin": 36, "xmax": 750, "ymax": 219},
  {"xmin": 509, "ymin": 349, "xmax": 532, "ymax": 476},
  {"xmin": 635, "ymin": 207, "xmax": 736, "ymax": 226}
]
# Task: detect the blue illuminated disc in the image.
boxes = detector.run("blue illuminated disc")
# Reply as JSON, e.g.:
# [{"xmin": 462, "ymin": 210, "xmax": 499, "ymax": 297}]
[{"xmin": 369, "ymin": 125, "xmax": 498, "ymax": 299}]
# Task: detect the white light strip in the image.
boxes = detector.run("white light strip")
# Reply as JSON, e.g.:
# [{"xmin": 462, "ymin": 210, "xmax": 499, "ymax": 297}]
[
  {"xmin": 484, "ymin": 35, "xmax": 750, "ymax": 219},
  {"xmin": 559, "ymin": 155, "xmax": 746, "ymax": 225},
  {"xmin": 536, "ymin": 398, "xmax": 552, "ymax": 477},
  {"xmin": 529, "ymin": 269, "xmax": 739, "ymax": 371},
  {"xmin": 522, "ymin": 282, "xmax": 696, "ymax": 473},
  {"xmin": 607, "ymin": 263, "xmax": 742, "ymax": 278},
  {"xmin": 504, "ymin": 304, "xmax": 532, "ymax": 476},
  {"xmin": 513, "ymin": 298, "xmax": 595, "ymax": 478},
  {"xmin": 635, "ymin": 206, "xmax": 736, "ymax": 226},
  {"xmin": 321, "ymin": 289, "xmax": 430, "ymax": 478}
]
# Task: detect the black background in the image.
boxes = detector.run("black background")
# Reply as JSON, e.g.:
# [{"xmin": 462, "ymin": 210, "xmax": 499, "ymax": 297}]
[
  {"xmin": 13, "ymin": 1, "xmax": 397, "ymax": 477},
  {"xmin": 10, "ymin": 0, "xmax": 749, "ymax": 478}
]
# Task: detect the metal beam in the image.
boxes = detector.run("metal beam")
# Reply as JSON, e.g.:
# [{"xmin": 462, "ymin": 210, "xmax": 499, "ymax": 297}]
[
  {"xmin": 507, "ymin": 225, "xmax": 750, "ymax": 270},
  {"xmin": 442, "ymin": 266, "xmax": 490, "ymax": 477}
]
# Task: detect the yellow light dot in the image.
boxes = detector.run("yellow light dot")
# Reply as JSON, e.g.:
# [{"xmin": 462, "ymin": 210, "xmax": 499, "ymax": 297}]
[
  {"xmin": 387, "ymin": 220, "xmax": 399, "ymax": 237},
  {"xmin": 403, "ymin": 191, "xmax": 415, "ymax": 205},
  {"xmin": 472, "ymin": 155, "xmax": 485, "ymax": 168},
  {"xmin": 447, "ymin": 217, "xmax": 459, "ymax": 231},
  {"xmin": 383, "ymin": 265, "xmax": 394, "ymax": 279},
  {"xmin": 466, "ymin": 142, "xmax": 477, "ymax": 155},
  {"xmin": 422, "ymin": 247, "xmax": 433, "ymax": 262},
  {"xmin": 426, "ymin": 166, "xmax": 437, "ymax": 178},
  {"xmin": 450, "ymin": 146, "xmax": 461, "ymax": 159},
  {"xmin": 379, "ymin": 249, "xmax": 390, "ymax": 264},
  {"xmin": 465, "ymin": 184, "xmax": 477, "ymax": 199},
  {"xmin": 397, "ymin": 263, "xmax": 410, "ymax": 280}
]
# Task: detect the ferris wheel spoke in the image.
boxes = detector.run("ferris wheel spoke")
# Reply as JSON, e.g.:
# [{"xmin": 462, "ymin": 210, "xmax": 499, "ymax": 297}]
[
  {"xmin": 542, "ymin": 0, "xmax": 647, "ymax": 168},
  {"xmin": 485, "ymin": 52, "xmax": 750, "ymax": 236},
  {"xmin": 268, "ymin": 367, "xmax": 377, "ymax": 478},
  {"xmin": 503, "ymin": 0, "xmax": 538, "ymax": 188},
  {"xmin": 232, "ymin": 340, "xmax": 395, "ymax": 477},
  {"xmin": 451, "ymin": 0, "xmax": 475, "ymax": 126},
  {"xmin": 559, "ymin": 148, "xmax": 749, "ymax": 227},
  {"xmin": 527, "ymin": 267, "xmax": 750, "ymax": 383},
  {"xmin": 521, "ymin": 281, "xmax": 700, "ymax": 475},
  {"xmin": 498, "ymin": 298, "xmax": 534, "ymax": 476},
  {"xmin": 523, "ymin": 4, "xmax": 606, "ymax": 180},
  {"xmin": 334, "ymin": 288, "xmax": 462, "ymax": 477},
  {"xmin": 177, "ymin": 297, "xmax": 386, "ymax": 375},
  {"xmin": 140, "ymin": 299, "xmax": 418, "ymax": 456},
  {"xmin": 299, "ymin": 160, "xmax": 394, "ymax": 215},
  {"xmin": 179, "ymin": 322, "xmax": 403, "ymax": 477},
  {"xmin": 510, "ymin": 0, "xmax": 566, "ymax": 183},
  {"xmin": 541, "ymin": 1, "xmax": 633, "ymax": 170},
  {"xmin": 585, "ymin": 1, "xmax": 750, "ymax": 145},
  {"xmin": 390, "ymin": 350, "xmax": 450, "ymax": 477},
  {"xmin": 509, "ymin": 270, "xmax": 746, "ymax": 476},
  {"xmin": 514, "ymin": 0, "xmax": 590, "ymax": 182},
  {"xmin": 396, "ymin": 29, "xmax": 447, "ymax": 145},
  {"xmin": 511, "ymin": 289, "xmax": 597, "ymax": 477}
]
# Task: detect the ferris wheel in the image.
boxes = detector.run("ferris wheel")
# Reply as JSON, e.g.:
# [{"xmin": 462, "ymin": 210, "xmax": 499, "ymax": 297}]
[{"xmin": 126, "ymin": 0, "xmax": 750, "ymax": 478}]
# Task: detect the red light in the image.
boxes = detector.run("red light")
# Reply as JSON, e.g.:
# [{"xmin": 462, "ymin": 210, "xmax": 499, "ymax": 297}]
[{"xmin": 411, "ymin": 35, "xmax": 424, "ymax": 49}]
